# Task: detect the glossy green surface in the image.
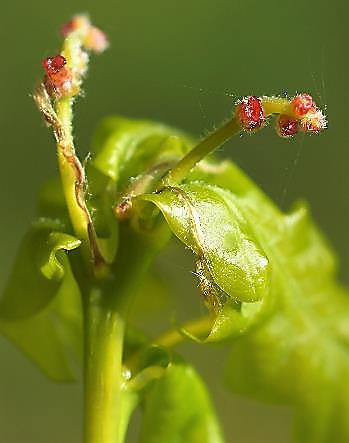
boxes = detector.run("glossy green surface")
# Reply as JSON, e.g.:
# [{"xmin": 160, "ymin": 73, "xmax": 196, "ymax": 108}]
[
  {"xmin": 0, "ymin": 2, "xmax": 348, "ymax": 442},
  {"xmin": 139, "ymin": 363, "xmax": 224, "ymax": 443},
  {"xmin": 3, "ymin": 105, "xmax": 349, "ymax": 440},
  {"xmin": 141, "ymin": 157, "xmax": 349, "ymax": 441}
]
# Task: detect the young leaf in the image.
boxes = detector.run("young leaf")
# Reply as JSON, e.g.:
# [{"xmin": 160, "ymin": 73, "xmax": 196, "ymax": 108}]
[
  {"xmin": 0, "ymin": 254, "xmax": 82, "ymax": 381},
  {"xmin": 139, "ymin": 157, "xmax": 349, "ymax": 441},
  {"xmin": 0, "ymin": 218, "xmax": 83, "ymax": 380},
  {"xmin": 222, "ymin": 200, "xmax": 349, "ymax": 442},
  {"xmin": 139, "ymin": 181, "xmax": 270, "ymax": 320},
  {"xmin": 90, "ymin": 116, "xmax": 193, "ymax": 188},
  {"xmin": 0, "ymin": 218, "xmax": 81, "ymax": 319},
  {"xmin": 139, "ymin": 362, "xmax": 225, "ymax": 443}
]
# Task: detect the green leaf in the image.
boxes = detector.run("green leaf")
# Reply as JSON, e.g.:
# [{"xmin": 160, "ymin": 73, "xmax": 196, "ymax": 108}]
[
  {"xmin": 85, "ymin": 167, "xmax": 120, "ymax": 263},
  {"xmin": 139, "ymin": 362, "xmax": 225, "ymax": 443},
  {"xmin": 138, "ymin": 157, "xmax": 349, "ymax": 441},
  {"xmin": 0, "ymin": 218, "xmax": 82, "ymax": 380},
  {"xmin": 90, "ymin": 116, "xmax": 193, "ymax": 188},
  {"xmin": 0, "ymin": 218, "xmax": 81, "ymax": 319},
  {"xmin": 0, "ymin": 252, "xmax": 82, "ymax": 381},
  {"xmin": 140, "ymin": 181, "xmax": 270, "ymax": 313},
  {"xmin": 222, "ymin": 199, "xmax": 349, "ymax": 442},
  {"xmin": 83, "ymin": 116, "xmax": 193, "ymax": 262}
]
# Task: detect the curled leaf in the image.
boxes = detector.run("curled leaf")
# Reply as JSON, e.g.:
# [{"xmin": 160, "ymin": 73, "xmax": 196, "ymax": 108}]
[
  {"xmin": 141, "ymin": 183, "xmax": 269, "ymax": 304},
  {"xmin": 187, "ymin": 159, "xmax": 349, "ymax": 440},
  {"xmin": 0, "ymin": 218, "xmax": 80, "ymax": 319},
  {"xmin": 0, "ymin": 250, "xmax": 82, "ymax": 381},
  {"xmin": 0, "ymin": 218, "xmax": 82, "ymax": 380}
]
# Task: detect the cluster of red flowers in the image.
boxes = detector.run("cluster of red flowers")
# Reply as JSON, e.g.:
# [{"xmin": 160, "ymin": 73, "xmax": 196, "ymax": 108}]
[
  {"xmin": 41, "ymin": 15, "xmax": 108, "ymax": 99},
  {"xmin": 280, "ymin": 94, "xmax": 327, "ymax": 136},
  {"xmin": 236, "ymin": 94, "xmax": 327, "ymax": 138}
]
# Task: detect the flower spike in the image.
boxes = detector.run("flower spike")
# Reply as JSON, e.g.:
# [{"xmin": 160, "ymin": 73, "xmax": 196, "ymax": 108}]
[
  {"xmin": 34, "ymin": 15, "xmax": 108, "ymax": 271},
  {"xmin": 261, "ymin": 94, "xmax": 327, "ymax": 138},
  {"xmin": 161, "ymin": 93, "xmax": 327, "ymax": 187},
  {"xmin": 41, "ymin": 15, "xmax": 108, "ymax": 100}
]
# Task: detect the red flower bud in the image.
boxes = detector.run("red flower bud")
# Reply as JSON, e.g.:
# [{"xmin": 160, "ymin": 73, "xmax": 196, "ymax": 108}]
[
  {"xmin": 299, "ymin": 107, "xmax": 327, "ymax": 134},
  {"xmin": 291, "ymin": 94, "xmax": 314, "ymax": 117},
  {"xmin": 236, "ymin": 96, "xmax": 266, "ymax": 131},
  {"xmin": 277, "ymin": 115, "xmax": 299, "ymax": 138},
  {"xmin": 42, "ymin": 55, "xmax": 66, "ymax": 75},
  {"xmin": 114, "ymin": 199, "xmax": 132, "ymax": 220},
  {"xmin": 42, "ymin": 55, "xmax": 78, "ymax": 98},
  {"xmin": 43, "ymin": 71, "xmax": 75, "ymax": 98}
]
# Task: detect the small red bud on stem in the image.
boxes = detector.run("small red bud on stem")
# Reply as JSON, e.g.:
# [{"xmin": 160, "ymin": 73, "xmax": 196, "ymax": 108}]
[
  {"xmin": 114, "ymin": 200, "xmax": 133, "ymax": 220},
  {"xmin": 42, "ymin": 55, "xmax": 66, "ymax": 75},
  {"xmin": 265, "ymin": 93, "xmax": 326, "ymax": 138},
  {"xmin": 236, "ymin": 96, "xmax": 266, "ymax": 131},
  {"xmin": 42, "ymin": 55, "xmax": 78, "ymax": 98},
  {"xmin": 277, "ymin": 115, "xmax": 299, "ymax": 138},
  {"xmin": 41, "ymin": 16, "xmax": 108, "ymax": 99},
  {"xmin": 300, "ymin": 107, "xmax": 327, "ymax": 134},
  {"xmin": 291, "ymin": 93, "xmax": 314, "ymax": 117}
]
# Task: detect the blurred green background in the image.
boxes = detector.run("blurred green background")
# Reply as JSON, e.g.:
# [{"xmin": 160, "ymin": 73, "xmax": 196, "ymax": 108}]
[{"xmin": 0, "ymin": 0, "xmax": 347, "ymax": 441}]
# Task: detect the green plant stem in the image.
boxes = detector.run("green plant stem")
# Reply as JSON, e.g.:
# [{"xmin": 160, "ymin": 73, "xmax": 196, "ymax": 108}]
[
  {"xmin": 55, "ymin": 99, "xmax": 91, "ymax": 244},
  {"xmin": 161, "ymin": 118, "xmax": 241, "ymax": 187},
  {"xmin": 155, "ymin": 315, "xmax": 212, "ymax": 347},
  {"xmin": 262, "ymin": 96, "xmax": 291, "ymax": 116},
  {"xmin": 83, "ymin": 288, "xmax": 127, "ymax": 443},
  {"xmin": 160, "ymin": 96, "xmax": 292, "ymax": 188},
  {"xmin": 125, "ymin": 316, "xmax": 212, "ymax": 373},
  {"xmin": 56, "ymin": 28, "xmax": 90, "ymax": 244},
  {"xmin": 52, "ymin": 28, "xmax": 99, "ymax": 266},
  {"xmin": 82, "ymin": 223, "xmax": 165, "ymax": 443}
]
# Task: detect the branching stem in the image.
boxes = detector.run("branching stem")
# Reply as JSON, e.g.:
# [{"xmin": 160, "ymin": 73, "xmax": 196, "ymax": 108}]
[
  {"xmin": 160, "ymin": 95, "xmax": 306, "ymax": 188},
  {"xmin": 154, "ymin": 315, "xmax": 212, "ymax": 348},
  {"xmin": 161, "ymin": 118, "xmax": 241, "ymax": 187}
]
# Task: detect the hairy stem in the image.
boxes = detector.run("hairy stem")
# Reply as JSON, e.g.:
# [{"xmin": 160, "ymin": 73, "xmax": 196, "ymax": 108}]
[
  {"xmin": 161, "ymin": 118, "xmax": 241, "ymax": 187},
  {"xmin": 34, "ymin": 23, "xmax": 106, "ymax": 268},
  {"xmin": 160, "ymin": 95, "xmax": 298, "ymax": 188},
  {"xmin": 55, "ymin": 98, "xmax": 91, "ymax": 244}
]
